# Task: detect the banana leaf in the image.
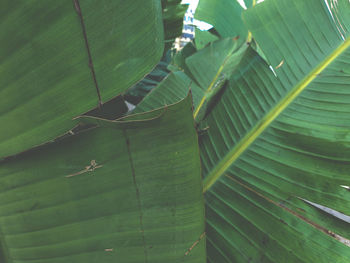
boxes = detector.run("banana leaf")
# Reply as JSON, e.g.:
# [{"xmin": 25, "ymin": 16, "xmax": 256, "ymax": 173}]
[
  {"xmin": 135, "ymin": 38, "xmax": 248, "ymax": 123},
  {"xmin": 132, "ymin": 0, "xmax": 350, "ymax": 261},
  {"xmin": 124, "ymin": 0, "xmax": 189, "ymax": 105},
  {"xmin": 194, "ymin": 29, "xmax": 219, "ymax": 50},
  {"xmin": 194, "ymin": 0, "xmax": 248, "ymax": 41},
  {"xmin": 200, "ymin": 0, "xmax": 350, "ymax": 261},
  {"xmin": 132, "ymin": 71, "xmax": 196, "ymax": 114},
  {"xmin": 0, "ymin": 0, "xmax": 164, "ymax": 158},
  {"xmin": 0, "ymin": 96, "xmax": 206, "ymax": 263}
]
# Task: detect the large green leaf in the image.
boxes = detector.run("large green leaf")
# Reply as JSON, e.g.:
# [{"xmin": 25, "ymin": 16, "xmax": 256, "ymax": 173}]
[
  {"xmin": 201, "ymin": 47, "xmax": 350, "ymax": 262},
  {"xmin": 135, "ymin": 38, "xmax": 247, "ymax": 122},
  {"xmin": 124, "ymin": 0, "xmax": 189, "ymax": 105},
  {"xmin": 200, "ymin": 0, "xmax": 350, "ymax": 261},
  {"xmin": 194, "ymin": 0, "xmax": 248, "ymax": 40},
  {"xmin": 0, "ymin": 96, "xmax": 206, "ymax": 263},
  {"xmin": 0, "ymin": 0, "xmax": 164, "ymax": 158}
]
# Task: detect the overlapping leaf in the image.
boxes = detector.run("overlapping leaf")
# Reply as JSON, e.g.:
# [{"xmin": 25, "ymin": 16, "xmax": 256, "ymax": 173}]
[
  {"xmin": 125, "ymin": 52, "xmax": 172, "ymax": 105},
  {"xmin": 0, "ymin": 96, "xmax": 206, "ymax": 263},
  {"xmin": 194, "ymin": 0, "xmax": 248, "ymax": 41},
  {"xmin": 194, "ymin": 28, "xmax": 219, "ymax": 50},
  {"xmin": 125, "ymin": 0, "xmax": 188, "ymax": 105},
  {"xmin": 133, "ymin": 71, "xmax": 194, "ymax": 114},
  {"xmin": 135, "ymin": 38, "xmax": 247, "ymax": 122},
  {"xmin": 0, "ymin": 0, "xmax": 164, "ymax": 157},
  {"xmin": 162, "ymin": 0, "xmax": 189, "ymax": 51},
  {"xmin": 200, "ymin": 0, "xmax": 350, "ymax": 261}
]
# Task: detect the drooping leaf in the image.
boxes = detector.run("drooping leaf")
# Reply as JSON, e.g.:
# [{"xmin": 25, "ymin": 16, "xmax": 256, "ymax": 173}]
[
  {"xmin": 0, "ymin": 0, "xmax": 164, "ymax": 158},
  {"xmin": 185, "ymin": 38, "xmax": 247, "ymax": 122},
  {"xmin": 0, "ymin": 96, "xmax": 206, "ymax": 263},
  {"xmin": 200, "ymin": 0, "xmax": 350, "ymax": 261}
]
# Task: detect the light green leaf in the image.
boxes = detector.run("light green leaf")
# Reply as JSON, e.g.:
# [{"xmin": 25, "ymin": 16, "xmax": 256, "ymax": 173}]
[
  {"xmin": 0, "ymin": 96, "xmax": 206, "ymax": 263},
  {"xmin": 0, "ymin": 0, "xmax": 164, "ymax": 158}
]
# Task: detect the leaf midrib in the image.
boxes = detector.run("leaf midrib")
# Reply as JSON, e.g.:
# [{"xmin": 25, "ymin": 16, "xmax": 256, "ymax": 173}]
[
  {"xmin": 203, "ymin": 37, "xmax": 350, "ymax": 193},
  {"xmin": 193, "ymin": 45, "xmax": 239, "ymax": 119},
  {"xmin": 193, "ymin": 63, "xmax": 228, "ymax": 119}
]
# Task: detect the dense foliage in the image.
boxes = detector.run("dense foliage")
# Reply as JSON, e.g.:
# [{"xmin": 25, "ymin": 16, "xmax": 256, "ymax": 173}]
[{"xmin": 0, "ymin": 0, "xmax": 349, "ymax": 262}]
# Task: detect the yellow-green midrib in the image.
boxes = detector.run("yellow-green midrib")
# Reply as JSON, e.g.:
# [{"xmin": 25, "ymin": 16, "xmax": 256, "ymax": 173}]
[{"xmin": 203, "ymin": 37, "xmax": 350, "ymax": 193}]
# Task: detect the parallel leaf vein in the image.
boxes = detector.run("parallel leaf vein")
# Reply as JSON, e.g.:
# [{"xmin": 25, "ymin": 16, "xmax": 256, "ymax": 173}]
[{"xmin": 203, "ymin": 37, "xmax": 350, "ymax": 192}]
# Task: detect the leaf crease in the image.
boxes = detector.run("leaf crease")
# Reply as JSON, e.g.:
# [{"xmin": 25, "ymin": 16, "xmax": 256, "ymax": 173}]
[{"xmin": 73, "ymin": 0, "xmax": 102, "ymax": 107}]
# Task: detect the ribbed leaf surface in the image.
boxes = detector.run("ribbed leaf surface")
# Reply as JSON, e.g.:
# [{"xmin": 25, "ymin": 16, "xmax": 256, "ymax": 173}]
[
  {"xmin": 0, "ymin": 97, "xmax": 206, "ymax": 263},
  {"xmin": 194, "ymin": 0, "xmax": 247, "ymax": 40},
  {"xmin": 0, "ymin": 0, "xmax": 164, "ymax": 158},
  {"xmin": 133, "ymin": 71, "xmax": 199, "ymax": 114},
  {"xmin": 200, "ymin": 0, "xmax": 350, "ymax": 261},
  {"xmin": 135, "ymin": 38, "xmax": 247, "ymax": 123},
  {"xmin": 125, "ymin": 52, "xmax": 172, "ymax": 105}
]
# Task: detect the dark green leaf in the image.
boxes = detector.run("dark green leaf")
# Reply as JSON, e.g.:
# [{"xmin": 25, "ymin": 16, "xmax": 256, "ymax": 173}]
[
  {"xmin": 162, "ymin": 0, "xmax": 189, "ymax": 51},
  {"xmin": 0, "ymin": 0, "xmax": 164, "ymax": 158},
  {"xmin": 125, "ymin": 52, "xmax": 171, "ymax": 105},
  {"xmin": 0, "ymin": 96, "xmax": 206, "ymax": 263}
]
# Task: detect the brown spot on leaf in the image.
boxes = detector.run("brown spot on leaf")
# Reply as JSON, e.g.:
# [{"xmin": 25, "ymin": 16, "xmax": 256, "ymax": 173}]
[
  {"xmin": 184, "ymin": 232, "xmax": 206, "ymax": 256},
  {"xmin": 65, "ymin": 160, "xmax": 103, "ymax": 178},
  {"xmin": 275, "ymin": 59, "xmax": 284, "ymax": 69}
]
